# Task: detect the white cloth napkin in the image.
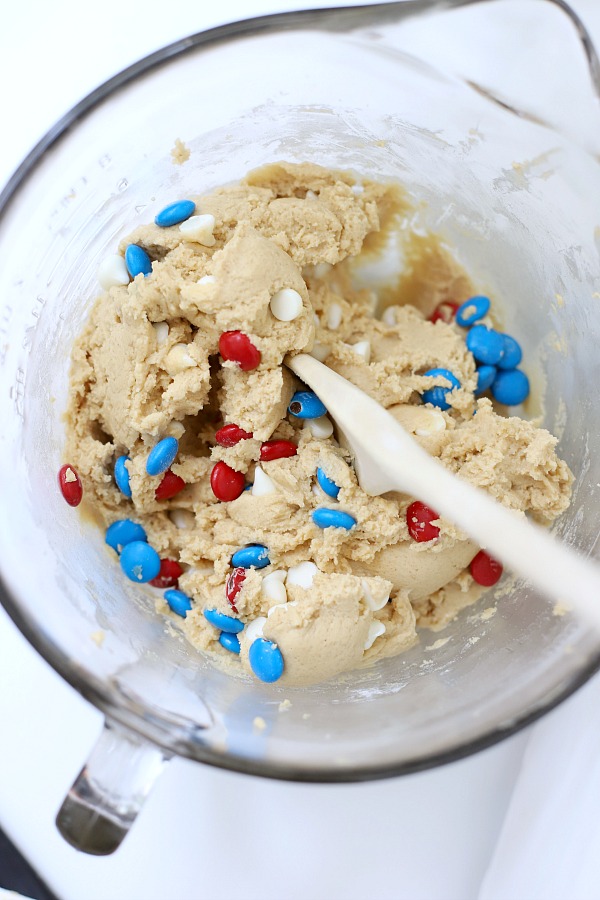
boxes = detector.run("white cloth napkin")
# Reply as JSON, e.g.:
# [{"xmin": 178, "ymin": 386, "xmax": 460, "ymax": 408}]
[{"xmin": 479, "ymin": 669, "xmax": 600, "ymax": 900}]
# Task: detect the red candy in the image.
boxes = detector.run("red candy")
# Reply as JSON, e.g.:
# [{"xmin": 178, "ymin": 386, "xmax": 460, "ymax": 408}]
[
  {"xmin": 470, "ymin": 550, "xmax": 503, "ymax": 587},
  {"xmin": 406, "ymin": 501, "xmax": 440, "ymax": 542},
  {"xmin": 58, "ymin": 464, "xmax": 83, "ymax": 507},
  {"xmin": 215, "ymin": 423, "xmax": 253, "ymax": 447},
  {"xmin": 210, "ymin": 461, "xmax": 246, "ymax": 502},
  {"xmin": 260, "ymin": 440, "xmax": 297, "ymax": 462},
  {"xmin": 155, "ymin": 469, "xmax": 186, "ymax": 501},
  {"xmin": 218, "ymin": 331, "xmax": 261, "ymax": 371},
  {"xmin": 429, "ymin": 301, "xmax": 459, "ymax": 325},
  {"xmin": 226, "ymin": 567, "xmax": 246, "ymax": 613},
  {"xmin": 149, "ymin": 558, "xmax": 184, "ymax": 589}
]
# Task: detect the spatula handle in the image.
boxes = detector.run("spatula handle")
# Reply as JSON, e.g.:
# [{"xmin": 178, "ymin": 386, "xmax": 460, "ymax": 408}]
[
  {"xmin": 394, "ymin": 444, "xmax": 600, "ymax": 630},
  {"xmin": 288, "ymin": 353, "xmax": 600, "ymax": 630}
]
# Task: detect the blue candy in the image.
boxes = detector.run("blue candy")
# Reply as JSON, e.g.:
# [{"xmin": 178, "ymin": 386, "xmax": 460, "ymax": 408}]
[
  {"xmin": 316, "ymin": 467, "xmax": 340, "ymax": 498},
  {"xmin": 249, "ymin": 638, "xmax": 284, "ymax": 683},
  {"xmin": 421, "ymin": 368, "xmax": 461, "ymax": 411},
  {"xmin": 312, "ymin": 508, "xmax": 356, "ymax": 530},
  {"xmin": 165, "ymin": 589, "xmax": 192, "ymax": 618},
  {"xmin": 219, "ymin": 632, "xmax": 241, "ymax": 654},
  {"xmin": 476, "ymin": 365, "xmax": 497, "ymax": 395},
  {"xmin": 466, "ymin": 325, "xmax": 504, "ymax": 366},
  {"xmin": 125, "ymin": 244, "xmax": 152, "ymax": 278},
  {"xmin": 492, "ymin": 369, "xmax": 530, "ymax": 406},
  {"xmin": 456, "ymin": 295, "xmax": 490, "ymax": 327},
  {"xmin": 105, "ymin": 519, "xmax": 147, "ymax": 554},
  {"xmin": 204, "ymin": 608, "xmax": 245, "ymax": 633},
  {"xmin": 120, "ymin": 541, "xmax": 161, "ymax": 583},
  {"xmin": 114, "ymin": 455, "xmax": 132, "ymax": 498},
  {"xmin": 288, "ymin": 390, "xmax": 327, "ymax": 419},
  {"xmin": 231, "ymin": 544, "xmax": 270, "ymax": 569},
  {"xmin": 497, "ymin": 334, "xmax": 523, "ymax": 370},
  {"xmin": 154, "ymin": 200, "xmax": 196, "ymax": 228},
  {"xmin": 146, "ymin": 436, "xmax": 179, "ymax": 476}
]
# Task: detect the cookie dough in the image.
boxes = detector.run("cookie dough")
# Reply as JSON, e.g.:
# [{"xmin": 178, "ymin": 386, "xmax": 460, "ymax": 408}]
[{"xmin": 65, "ymin": 162, "xmax": 573, "ymax": 686}]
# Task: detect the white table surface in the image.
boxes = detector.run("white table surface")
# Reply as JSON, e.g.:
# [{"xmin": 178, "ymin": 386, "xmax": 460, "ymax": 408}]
[{"xmin": 1, "ymin": 2, "xmax": 599, "ymax": 898}]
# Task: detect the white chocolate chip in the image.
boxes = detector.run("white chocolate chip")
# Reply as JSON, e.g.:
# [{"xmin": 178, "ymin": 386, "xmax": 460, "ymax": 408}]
[
  {"xmin": 269, "ymin": 288, "xmax": 303, "ymax": 322},
  {"xmin": 198, "ymin": 274, "xmax": 217, "ymax": 285},
  {"xmin": 245, "ymin": 616, "xmax": 267, "ymax": 643},
  {"xmin": 350, "ymin": 340, "xmax": 371, "ymax": 364},
  {"xmin": 305, "ymin": 415, "xmax": 334, "ymax": 440},
  {"xmin": 152, "ymin": 322, "xmax": 169, "ymax": 346},
  {"xmin": 381, "ymin": 307, "xmax": 397, "ymax": 326},
  {"xmin": 167, "ymin": 422, "xmax": 185, "ymax": 440},
  {"xmin": 415, "ymin": 410, "xmax": 446, "ymax": 436},
  {"xmin": 97, "ymin": 254, "xmax": 130, "ymax": 289},
  {"xmin": 305, "ymin": 189, "xmax": 318, "ymax": 201},
  {"xmin": 164, "ymin": 343, "xmax": 197, "ymax": 376},
  {"xmin": 326, "ymin": 303, "xmax": 342, "ymax": 330},
  {"xmin": 286, "ymin": 561, "xmax": 318, "ymax": 589},
  {"xmin": 312, "ymin": 263, "xmax": 332, "ymax": 279},
  {"xmin": 169, "ymin": 509, "xmax": 195, "ymax": 530},
  {"xmin": 389, "ymin": 404, "xmax": 447, "ymax": 437},
  {"xmin": 268, "ymin": 601, "xmax": 297, "ymax": 617},
  {"xmin": 262, "ymin": 572, "xmax": 288, "ymax": 605},
  {"xmin": 309, "ymin": 342, "xmax": 331, "ymax": 363},
  {"xmin": 185, "ymin": 562, "xmax": 212, "ymax": 578},
  {"xmin": 269, "ymin": 569, "xmax": 287, "ymax": 583},
  {"xmin": 361, "ymin": 578, "xmax": 390, "ymax": 611},
  {"xmin": 252, "ymin": 467, "xmax": 278, "ymax": 497},
  {"xmin": 179, "ymin": 214, "xmax": 216, "ymax": 246},
  {"xmin": 364, "ymin": 621, "xmax": 386, "ymax": 650}
]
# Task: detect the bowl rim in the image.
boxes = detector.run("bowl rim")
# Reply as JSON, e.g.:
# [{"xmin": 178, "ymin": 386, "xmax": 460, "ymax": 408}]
[{"xmin": 1, "ymin": 5, "xmax": 599, "ymax": 782}]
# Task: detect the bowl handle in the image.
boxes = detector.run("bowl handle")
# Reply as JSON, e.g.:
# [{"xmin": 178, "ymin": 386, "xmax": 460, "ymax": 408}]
[{"xmin": 55, "ymin": 718, "xmax": 170, "ymax": 855}]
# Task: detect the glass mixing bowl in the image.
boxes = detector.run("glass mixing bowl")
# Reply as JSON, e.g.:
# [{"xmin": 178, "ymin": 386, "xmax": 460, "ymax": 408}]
[{"xmin": 1, "ymin": 0, "xmax": 600, "ymax": 856}]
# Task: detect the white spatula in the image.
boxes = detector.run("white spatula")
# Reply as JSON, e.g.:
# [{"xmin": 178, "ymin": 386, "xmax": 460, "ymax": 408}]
[{"xmin": 287, "ymin": 353, "xmax": 600, "ymax": 630}]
